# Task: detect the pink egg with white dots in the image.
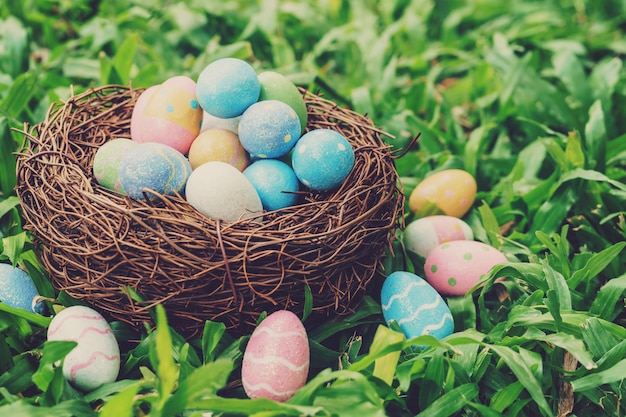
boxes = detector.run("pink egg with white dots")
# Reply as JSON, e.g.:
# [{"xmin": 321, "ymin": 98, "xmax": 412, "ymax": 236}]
[
  {"xmin": 408, "ymin": 169, "xmax": 477, "ymax": 218},
  {"xmin": 424, "ymin": 240, "xmax": 507, "ymax": 296},
  {"xmin": 242, "ymin": 310, "xmax": 309, "ymax": 402}
]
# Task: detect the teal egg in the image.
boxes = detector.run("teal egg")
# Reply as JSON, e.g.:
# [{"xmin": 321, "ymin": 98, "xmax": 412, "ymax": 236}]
[
  {"xmin": 381, "ymin": 271, "xmax": 454, "ymax": 342},
  {"xmin": 291, "ymin": 129, "xmax": 354, "ymax": 191},
  {"xmin": 243, "ymin": 159, "xmax": 299, "ymax": 211},
  {"xmin": 0, "ymin": 263, "xmax": 45, "ymax": 314},
  {"xmin": 92, "ymin": 139, "xmax": 137, "ymax": 194},
  {"xmin": 118, "ymin": 143, "xmax": 191, "ymax": 200}
]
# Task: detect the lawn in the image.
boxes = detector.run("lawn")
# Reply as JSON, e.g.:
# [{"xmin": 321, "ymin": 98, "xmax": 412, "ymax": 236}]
[{"xmin": 1, "ymin": 0, "xmax": 626, "ymax": 416}]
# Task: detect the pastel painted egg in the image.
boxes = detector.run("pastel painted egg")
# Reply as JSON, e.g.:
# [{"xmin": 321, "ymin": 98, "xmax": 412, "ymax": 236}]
[
  {"xmin": 258, "ymin": 71, "xmax": 307, "ymax": 133},
  {"xmin": 381, "ymin": 271, "xmax": 454, "ymax": 341},
  {"xmin": 404, "ymin": 215, "xmax": 474, "ymax": 259},
  {"xmin": 291, "ymin": 129, "xmax": 355, "ymax": 191},
  {"xmin": 130, "ymin": 85, "xmax": 158, "ymax": 142},
  {"xmin": 196, "ymin": 58, "xmax": 260, "ymax": 118},
  {"xmin": 185, "ymin": 161, "xmax": 263, "ymax": 222},
  {"xmin": 424, "ymin": 240, "xmax": 508, "ymax": 296},
  {"xmin": 132, "ymin": 76, "xmax": 203, "ymax": 155},
  {"xmin": 408, "ymin": 169, "xmax": 477, "ymax": 218},
  {"xmin": 238, "ymin": 100, "xmax": 301, "ymax": 159},
  {"xmin": 200, "ymin": 111, "xmax": 241, "ymax": 134},
  {"xmin": 118, "ymin": 142, "xmax": 192, "ymax": 200},
  {"xmin": 242, "ymin": 310, "xmax": 309, "ymax": 402},
  {"xmin": 188, "ymin": 128, "xmax": 249, "ymax": 171},
  {"xmin": 243, "ymin": 159, "xmax": 299, "ymax": 211},
  {"xmin": 47, "ymin": 305, "xmax": 120, "ymax": 391},
  {"xmin": 92, "ymin": 138, "xmax": 138, "ymax": 194},
  {"xmin": 0, "ymin": 263, "xmax": 45, "ymax": 314}
]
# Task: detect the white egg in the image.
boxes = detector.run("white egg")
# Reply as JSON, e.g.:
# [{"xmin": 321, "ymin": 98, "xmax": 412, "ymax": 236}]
[{"xmin": 185, "ymin": 161, "xmax": 263, "ymax": 222}]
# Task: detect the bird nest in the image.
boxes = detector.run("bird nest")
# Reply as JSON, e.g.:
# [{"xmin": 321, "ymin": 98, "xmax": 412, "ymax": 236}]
[{"xmin": 15, "ymin": 85, "xmax": 404, "ymax": 338}]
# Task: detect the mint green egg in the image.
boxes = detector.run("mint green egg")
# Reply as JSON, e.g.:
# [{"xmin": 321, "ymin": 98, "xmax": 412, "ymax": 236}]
[
  {"xmin": 258, "ymin": 71, "xmax": 308, "ymax": 133},
  {"xmin": 93, "ymin": 139, "xmax": 137, "ymax": 194}
]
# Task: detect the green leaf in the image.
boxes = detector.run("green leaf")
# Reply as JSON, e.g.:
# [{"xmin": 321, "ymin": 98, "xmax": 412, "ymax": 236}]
[
  {"xmin": 416, "ymin": 383, "xmax": 479, "ymax": 417},
  {"xmin": 478, "ymin": 201, "xmax": 501, "ymax": 249},
  {"xmin": 571, "ymin": 358, "xmax": 626, "ymax": 393},
  {"xmin": 370, "ymin": 325, "xmax": 403, "ymax": 386},
  {"xmin": 153, "ymin": 305, "xmax": 178, "ymax": 413},
  {"xmin": 201, "ymin": 320, "xmax": 226, "ymax": 364},
  {"xmin": 569, "ymin": 242, "xmax": 626, "ymax": 289},
  {"xmin": 112, "ymin": 33, "xmax": 138, "ymax": 85},
  {"xmin": 302, "ymin": 284, "xmax": 313, "ymax": 322},
  {"xmin": 487, "ymin": 345, "xmax": 553, "ymax": 416},
  {"xmin": 584, "ymin": 100, "xmax": 607, "ymax": 171},
  {"xmin": 0, "ymin": 399, "xmax": 97, "ymax": 417},
  {"xmin": 32, "ymin": 341, "xmax": 78, "ymax": 393},
  {"xmin": 552, "ymin": 51, "xmax": 592, "ymax": 110},
  {"xmin": 590, "ymin": 273, "xmax": 626, "ymax": 320},
  {"xmin": 98, "ymin": 381, "xmax": 143, "ymax": 417}
]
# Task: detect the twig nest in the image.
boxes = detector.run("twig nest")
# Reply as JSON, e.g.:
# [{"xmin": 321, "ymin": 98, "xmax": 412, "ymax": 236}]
[{"xmin": 16, "ymin": 85, "xmax": 404, "ymax": 337}]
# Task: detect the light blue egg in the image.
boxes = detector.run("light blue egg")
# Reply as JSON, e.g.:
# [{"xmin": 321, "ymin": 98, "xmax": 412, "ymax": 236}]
[
  {"xmin": 118, "ymin": 143, "xmax": 192, "ymax": 200},
  {"xmin": 196, "ymin": 58, "xmax": 260, "ymax": 118},
  {"xmin": 0, "ymin": 263, "xmax": 45, "ymax": 314},
  {"xmin": 291, "ymin": 129, "xmax": 355, "ymax": 191},
  {"xmin": 381, "ymin": 271, "xmax": 454, "ymax": 342},
  {"xmin": 238, "ymin": 100, "xmax": 301, "ymax": 159},
  {"xmin": 243, "ymin": 159, "xmax": 299, "ymax": 211}
]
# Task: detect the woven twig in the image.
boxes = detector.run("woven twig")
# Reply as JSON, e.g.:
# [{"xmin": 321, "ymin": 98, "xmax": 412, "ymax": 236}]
[{"xmin": 16, "ymin": 85, "xmax": 404, "ymax": 337}]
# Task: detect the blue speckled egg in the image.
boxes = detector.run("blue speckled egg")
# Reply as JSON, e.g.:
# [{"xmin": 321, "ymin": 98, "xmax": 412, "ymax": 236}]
[
  {"xmin": 118, "ymin": 142, "xmax": 191, "ymax": 200},
  {"xmin": 291, "ymin": 129, "xmax": 355, "ymax": 191},
  {"xmin": 243, "ymin": 159, "xmax": 299, "ymax": 211},
  {"xmin": 381, "ymin": 271, "xmax": 454, "ymax": 341},
  {"xmin": 238, "ymin": 100, "xmax": 301, "ymax": 159},
  {"xmin": 0, "ymin": 263, "xmax": 45, "ymax": 314},
  {"xmin": 196, "ymin": 58, "xmax": 260, "ymax": 118}
]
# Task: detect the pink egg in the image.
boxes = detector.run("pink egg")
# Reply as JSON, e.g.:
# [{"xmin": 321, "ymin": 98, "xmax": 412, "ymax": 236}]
[
  {"xmin": 404, "ymin": 215, "xmax": 473, "ymax": 259},
  {"xmin": 131, "ymin": 76, "xmax": 203, "ymax": 155},
  {"xmin": 241, "ymin": 310, "xmax": 309, "ymax": 402},
  {"xmin": 424, "ymin": 240, "xmax": 507, "ymax": 296}
]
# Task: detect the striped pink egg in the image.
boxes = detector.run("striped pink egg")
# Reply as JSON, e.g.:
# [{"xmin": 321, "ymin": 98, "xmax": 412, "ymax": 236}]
[
  {"xmin": 47, "ymin": 305, "xmax": 120, "ymax": 391},
  {"xmin": 242, "ymin": 310, "xmax": 309, "ymax": 402}
]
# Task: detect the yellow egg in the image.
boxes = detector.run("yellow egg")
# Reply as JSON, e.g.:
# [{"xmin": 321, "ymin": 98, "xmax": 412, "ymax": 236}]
[
  {"xmin": 408, "ymin": 169, "xmax": 476, "ymax": 218},
  {"xmin": 188, "ymin": 128, "xmax": 249, "ymax": 171}
]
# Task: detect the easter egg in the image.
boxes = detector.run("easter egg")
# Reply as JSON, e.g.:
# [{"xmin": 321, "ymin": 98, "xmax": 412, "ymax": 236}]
[
  {"xmin": 238, "ymin": 100, "xmax": 301, "ymax": 159},
  {"xmin": 185, "ymin": 161, "xmax": 263, "ymax": 222},
  {"xmin": 201, "ymin": 111, "xmax": 241, "ymax": 134},
  {"xmin": 381, "ymin": 271, "xmax": 454, "ymax": 341},
  {"xmin": 130, "ymin": 85, "xmax": 158, "ymax": 142},
  {"xmin": 47, "ymin": 305, "xmax": 120, "ymax": 391},
  {"xmin": 291, "ymin": 129, "xmax": 355, "ymax": 191},
  {"xmin": 0, "ymin": 263, "xmax": 45, "ymax": 314},
  {"xmin": 131, "ymin": 76, "xmax": 203, "ymax": 154},
  {"xmin": 196, "ymin": 58, "xmax": 260, "ymax": 118},
  {"xmin": 404, "ymin": 215, "xmax": 474, "ymax": 259},
  {"xmin": 92, "ymin": 138, "xmax": 137, "ymax": 194},
  {"xmin": 408, "ymin": 169, "xmax": 477, "ymax": 218},
  {"xmin": 118, "ymin": 142, "xmax": 192, "ymax": 200},
  {"xmin": 258, "ymin": 71, "xmax": 308, "ymax": 133},
  {"xmin": 242, "ymin": 310, "xmax": 309, "ymax": 402},
  {"xmin": 243, "ymin": 159, "xmax": 299, "ymax": 211},
  {"xmin": 424, "ymin": 240, "xmax": 508, "ymax": 296},
  {"xmin": 188, "ymin": 128, "xmax": 249, "ymax": 171}
]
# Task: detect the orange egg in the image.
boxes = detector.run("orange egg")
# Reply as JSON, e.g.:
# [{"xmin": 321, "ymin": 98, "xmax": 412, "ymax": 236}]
[{"xmin": 408, "ymin": 169, "xmax": 476, "ymax": 218}]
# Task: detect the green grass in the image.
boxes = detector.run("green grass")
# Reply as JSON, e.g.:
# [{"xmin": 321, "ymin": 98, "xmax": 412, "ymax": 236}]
[{"xmin": 2, "ymin": 0, "xmax": 626, "ymax": 415}]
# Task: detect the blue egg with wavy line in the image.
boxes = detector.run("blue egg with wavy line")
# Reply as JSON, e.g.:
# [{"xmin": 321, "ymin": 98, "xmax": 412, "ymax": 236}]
[
  {"xmin": 381, "ymin": 271, "xmax": 454, "ymax": 342},
  {"xmin": 0, "ymin": 263, "xmax": 45, "ymax": 314}
]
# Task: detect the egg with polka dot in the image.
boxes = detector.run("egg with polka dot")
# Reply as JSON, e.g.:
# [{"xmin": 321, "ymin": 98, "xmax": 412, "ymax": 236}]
[
  {"xmin": 381, "ymin": 271, "xmax": 454, "ymax": 342},
  {"xmin": 238, "ymin": 100, "xmax": 301, "ymax": 159},
  {"xmin": 244, "ymin": 159, "xmax": 299, "ymax": 211},
  {"xmin": 424, "ymin": 240, "xmax": 507, "ymax": 296},
  {"xmin": 408, "ymin": 169, "xmax": 477, "ymax": 218},
  {"xmin": 404, "ymin": 215, "xmax": 473, "ymax": 259},
  {"xmin": 291, "ymin": 129, "xmax": 355, "ymax": 191},
  {"xmin": 118, "ymin": 142, "xmax": 191, "ymax": 200},
  {"xmin": 196, "ymin": 58, "xmax": 260, "ymax": 119},
  {"xmin": 0, "ymin": 263, "xmax": 45, "ymax": 314},
  {"xmin": 131, "ymin": 76, "xmax": 203, "ymax": 155}
]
